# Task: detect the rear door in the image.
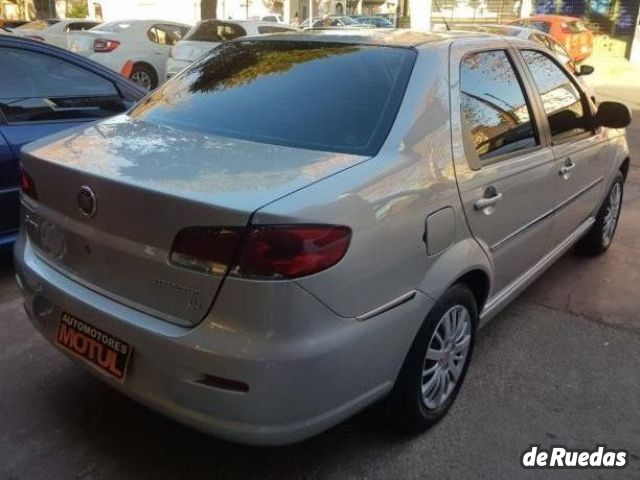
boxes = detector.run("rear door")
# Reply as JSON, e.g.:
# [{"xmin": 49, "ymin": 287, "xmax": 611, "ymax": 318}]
[
  {"xmin": 451, "ymin": 40, "xmax": 557, "ymax": 295},
  {"xmin": 517, "ymin": 48, "xmax": 608, "ymax": 248},
  {"xmin": 0, "ymin": 45, "xmax": 136, "ymax": 240}
]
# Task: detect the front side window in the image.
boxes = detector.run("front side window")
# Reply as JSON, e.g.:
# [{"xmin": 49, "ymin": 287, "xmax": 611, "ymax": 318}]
[
  {"xmin": 130, "ymin": 40, "xmax": 416, "ymax": 155},
  {"xmin": 460, "ymin": 50, "xmax": 538, "ymax": 161},
  {"xmin": 521, "ymin": 50, "xmax": 589, "ymax": 141},
  {"xmin": 0, "ymin": 47, "xmax": 125, "ymax": 123}
]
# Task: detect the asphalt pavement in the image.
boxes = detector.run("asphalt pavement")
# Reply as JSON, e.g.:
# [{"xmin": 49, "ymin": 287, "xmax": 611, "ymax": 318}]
[{"xmin": 1, "ymin": 73, "xmax": 639, "ymax": 480}]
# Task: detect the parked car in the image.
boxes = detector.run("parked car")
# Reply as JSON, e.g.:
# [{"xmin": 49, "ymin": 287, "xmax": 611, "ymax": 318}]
[
  {"xmin": 12, "ymin": 18, "xmax": 100, "ymax": 48},
  {"xmin": 510, "ymin": 15, "xmax": 594, "ymax": 61},
  {"xmin": 0, "ymin": 34, "xmax": 145, "ymax": 251},
  {"xmin": 66, "ymin": 20, "xmax": 191, "ymax": 90},
  {"xmin": 301, "ymin": 15, "xmax": 370, "ymax": 28},
  {"xmin": 356, "ymin": 16, "xmax": 394, "ymax": 28},
  {"xmin": 454, "ymin": 24, "xmax": 596, "ymax": 101},
  {"xmin": 14, "ymin": 31, "xmax": 630, "ymax": 446},
  {"xmin": 166, "ymin": 20, "xmax": 297, "ymax": 80},
  {"xmin": 260, "ymin": 14, "xmax": 286, "ymax": 24}
]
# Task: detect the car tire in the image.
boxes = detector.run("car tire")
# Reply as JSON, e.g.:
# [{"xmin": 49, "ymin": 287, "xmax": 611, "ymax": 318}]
[
  {"xmin": 577, "ymin": 172, "xmax": 624, "ymax": 256},
  {"xmin": 385, "ymin": 283, "xmax": 477, "ymax": 433},
  {"xmin": 130, "ymin": 64, "xmax": 158, "ymax": 91}
]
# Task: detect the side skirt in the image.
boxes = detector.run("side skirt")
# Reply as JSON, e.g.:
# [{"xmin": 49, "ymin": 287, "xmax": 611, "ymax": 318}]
[{"xmin": 479, "ymin": 217, "xmax": 595, "ymax": 328}]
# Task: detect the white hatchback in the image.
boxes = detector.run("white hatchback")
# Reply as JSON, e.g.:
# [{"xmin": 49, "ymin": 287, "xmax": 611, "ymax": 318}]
[
  {"xmin": 165, "ymin": 20, "xmax": 297, "ymax": 81},
  {"xmin": 66, "ymin": 19, "xmax": 191, "ymax": 90}
]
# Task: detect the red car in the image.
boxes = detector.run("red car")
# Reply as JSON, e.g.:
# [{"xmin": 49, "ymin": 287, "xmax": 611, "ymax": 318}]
[{"xmin": 511, "ymin": 15, "xmax": 593, "ymax": 61}]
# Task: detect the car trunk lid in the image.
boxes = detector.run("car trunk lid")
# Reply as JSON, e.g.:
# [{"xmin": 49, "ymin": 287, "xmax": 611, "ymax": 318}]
[
  {"xmin": 21, "ymin": 116, "xmax": 365, "ymax": 326},
  {"xmin": 66, "ymin": 30, "xmax": 114, "ymax": 56}
]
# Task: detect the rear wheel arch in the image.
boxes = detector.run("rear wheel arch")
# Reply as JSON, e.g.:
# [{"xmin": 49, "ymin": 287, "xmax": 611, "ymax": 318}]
[
  {"xmin": 454, "ymin": 269, "xmax": 490, "ymax": 314},
  {"xmin": 620, "ymin": 157, "xmax": 630, "ymax": 181}
]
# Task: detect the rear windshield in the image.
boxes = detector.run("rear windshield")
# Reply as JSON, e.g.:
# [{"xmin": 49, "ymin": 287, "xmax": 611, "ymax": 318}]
[
  {"xmin": 130, "ymin": 40, "xmax": 416, "ymax": 156},
  {"xmin": 185, "ymin": 21, "xmax": 247, "ymax": 42}
]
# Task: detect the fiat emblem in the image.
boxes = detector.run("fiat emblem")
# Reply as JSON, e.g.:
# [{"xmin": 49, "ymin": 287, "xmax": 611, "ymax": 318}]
[{"xmin": 77, "ymin": 186, "xmax": 97, "ymax": 217}]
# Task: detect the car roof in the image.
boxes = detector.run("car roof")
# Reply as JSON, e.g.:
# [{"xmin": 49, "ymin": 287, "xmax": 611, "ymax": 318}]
[
  {"xmin": 236, "ymin": 29, "xmax": 489, "ymax": 48},
  {"xmin": 199, "ymin": 19, "xmax": 287, "ymax": 27},
  {"xmin": 453, "ymin": 24, "xmax": 529, "ymax": 37},
  {"xmin": 528, "ymin": 14, "xmax": 581, "ymax": 22}
]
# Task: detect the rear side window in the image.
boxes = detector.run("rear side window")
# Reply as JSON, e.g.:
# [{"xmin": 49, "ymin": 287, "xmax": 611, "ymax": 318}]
[
  {"xmin": 186, "ymin": 21, "xmax": 247, "ymax": 42},
  {"xmin": 460, "ymin": 50, "xmax": 538, "ymax": 161},
  {"xmin": 521, "ymin": 50, "xmax": 589, "ymax": 140},
  {"xmin": 65, "ymin": 22, "xmax": 99, "ymax": 32},
  {"xmin": 148, "ymin": 24, "xmax": 186, "ymax": 45},
  {"xmin": 130, "ymin": 40, "xmax": 416, "ymax": 155},
  {"xmin": 0, "ymin": 47, "xmax": 125, "ymax": 123}
]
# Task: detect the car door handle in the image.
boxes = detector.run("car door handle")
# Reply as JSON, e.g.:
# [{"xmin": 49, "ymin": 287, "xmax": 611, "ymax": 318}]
[
  {"xmin": 474, "ymin": 189, "xmax": 503, "ymax": 210},
  {"xmin": 559, "ymin": 159, "xmax": 576, "ymax": 176}
]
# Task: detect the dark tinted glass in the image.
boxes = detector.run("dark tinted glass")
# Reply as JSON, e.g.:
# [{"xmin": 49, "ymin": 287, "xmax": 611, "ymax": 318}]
[
  {"xmin": 130, "ymin": 40, "xmax": 416, "ymax": 155},
  {"xmin": 521, "ymin": 50, "xmax": 589, "ymax": 140},
  {"xmin": 186, "ymin": 21, "xmax": 246, "ymax": 42},
  {"xmin": 65, "ymin": 22, "xmax": 99, "ymax": 31},
  {"xmin": 460, "ymin": 50, "xmax": 537, "ymax": 160},
  {"xmin": 0, "ymin": 47, "xmax": 125, "ymax": 123}
]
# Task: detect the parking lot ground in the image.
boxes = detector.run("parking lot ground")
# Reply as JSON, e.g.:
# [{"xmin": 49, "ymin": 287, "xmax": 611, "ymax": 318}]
[{"xmin": 1, "ymin": 71, "xmax": 640, "ymax": 479}]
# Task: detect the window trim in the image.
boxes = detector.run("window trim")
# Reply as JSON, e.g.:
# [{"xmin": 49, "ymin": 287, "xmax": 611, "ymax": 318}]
[
  {"xmin": 458, "ymin": 47, "xmax": 547, "ymax": 169},
  {"xmin": 515, "ymin": 47, "xmax": 596, "ymax": 146}
]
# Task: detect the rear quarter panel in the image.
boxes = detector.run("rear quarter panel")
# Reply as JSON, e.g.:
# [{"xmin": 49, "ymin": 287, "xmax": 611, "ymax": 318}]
[{"xmin": 253, "ymin": 45, "xmax": 491, "ymax": 319}]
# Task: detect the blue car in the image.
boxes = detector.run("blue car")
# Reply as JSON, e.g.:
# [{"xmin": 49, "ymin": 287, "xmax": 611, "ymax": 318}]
[{"xmin": 0, "ymin": 34, "xmax": 145, "ymax": 250}]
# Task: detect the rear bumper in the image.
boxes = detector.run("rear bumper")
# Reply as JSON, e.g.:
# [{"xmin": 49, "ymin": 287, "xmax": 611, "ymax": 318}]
[{"xmin": 14, "ymin": 233, "xmax": 429, "ymax": 445}]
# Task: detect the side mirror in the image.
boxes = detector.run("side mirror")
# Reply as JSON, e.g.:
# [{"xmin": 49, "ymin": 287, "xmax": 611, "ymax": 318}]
[
  {"xmin": 578, "ymin": 64, "xmax": 594, "ymax": 76},
  {"xmin": 597, "ymin": 101, "xmax": 632, "ymax": 129}
]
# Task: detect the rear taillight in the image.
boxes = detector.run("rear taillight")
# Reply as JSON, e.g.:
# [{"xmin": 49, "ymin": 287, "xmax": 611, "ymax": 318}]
[
  {"xmin": 170, "ymin": 227, "xmax": 243, "ymax": 275},
  {"xmin": 170, "ymin": 225, "xmax": 351, "ymax": 279},
  {"xmin": 235, "ymin": 225, "xmax": 351, "ymax": 279},
  {"xmin": 94, "ymin": 38, "xmax": 120, "ymax": 52},
  {"xmin": 25, "ymin": 35, "xmax": 45, "ymax": 42},
  {"xmin": 19, "ymin": 167, "xmax": 37, "ymax": 200}
]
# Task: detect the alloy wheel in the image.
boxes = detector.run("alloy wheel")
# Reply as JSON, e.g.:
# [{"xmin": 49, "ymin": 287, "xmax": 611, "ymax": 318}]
[
  {"xmin": 602, "ymin": 182, "xmax": 622, "ymax": 247},
  {"xmin": 131, "ymin": 70, "xmax": 153, "ymax": 90},
  {"xmin": 421, "ymin": 305, "xmax": 472, "ymax": 410}
]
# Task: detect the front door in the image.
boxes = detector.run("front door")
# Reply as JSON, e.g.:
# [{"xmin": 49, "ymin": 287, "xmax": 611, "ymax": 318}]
[
  {"xmin": 517, "ymin": 49, "xmax": 610, "ymax": 248},
  {"xmin": 451, "ymin": 41, "xmax": 558, "ymax": 296}
]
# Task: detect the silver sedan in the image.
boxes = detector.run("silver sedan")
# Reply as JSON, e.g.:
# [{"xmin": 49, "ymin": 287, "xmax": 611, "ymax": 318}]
[{"xmin": 14, "ymin": 30, "xmax": 630, "ymax": 445}]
